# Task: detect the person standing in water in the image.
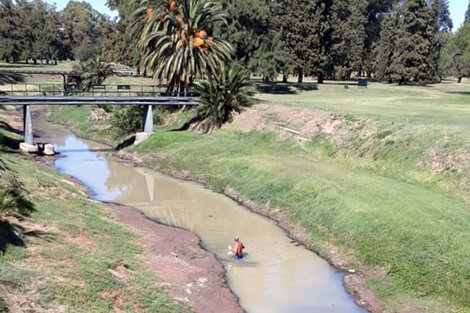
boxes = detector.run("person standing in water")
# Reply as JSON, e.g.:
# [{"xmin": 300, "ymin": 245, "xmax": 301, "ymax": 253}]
[{"xmin": 233, "ymin": 236, "xmax": 245, "ymax": 259}]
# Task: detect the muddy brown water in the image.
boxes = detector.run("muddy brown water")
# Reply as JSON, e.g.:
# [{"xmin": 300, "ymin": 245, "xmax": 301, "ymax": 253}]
[{"xmin": 35, "ymin": 115, "xmax": 368, "ymax": 313}]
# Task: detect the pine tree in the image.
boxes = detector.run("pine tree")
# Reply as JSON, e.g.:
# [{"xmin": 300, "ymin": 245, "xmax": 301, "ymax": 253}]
[
  {"xmin": 392, "ymin": 0, "xmax": 438, "ymax": 84},
  {"xmin": 330, "ymin": 0, "xmax": 351, "ymax": 79},
  {"xmin": 248, "ymin": 31, "xmax": 290, "ymax": 82},
  {"xmin": 466, "ymin": 1, "xmax": 470, "ymax": 24},
  {"xmin": 374, "ymin": 11, "xmax": 401, "ymax": 83},
  {"xmin": 427, "ymin": 0, "xmax": 452, "ymax": 32},
  {"xmin": 443, "ymin": 23, "xmax": 470, "ymax": 82},
  {"xmin": 346, "ymin": 0, "xmax": 368, "ymax": 77},
  {"xmin": 270, "ymin": 0, "xmax": 333, "ymax": 83},
  {"xmin": 218, "ymin": 0, "xmax": 270, "ymax": 67}
]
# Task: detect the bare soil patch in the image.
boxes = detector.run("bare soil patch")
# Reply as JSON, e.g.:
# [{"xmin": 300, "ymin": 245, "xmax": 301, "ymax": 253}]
[{"xmin": 107, "ymin": 202, "xmax": 244, "ymax": 313}]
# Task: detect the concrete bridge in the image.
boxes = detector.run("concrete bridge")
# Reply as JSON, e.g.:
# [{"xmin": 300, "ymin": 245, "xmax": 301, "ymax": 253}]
[{"xmin": 0, "ymin": 95, "xmax": 199, "ymax": 151}]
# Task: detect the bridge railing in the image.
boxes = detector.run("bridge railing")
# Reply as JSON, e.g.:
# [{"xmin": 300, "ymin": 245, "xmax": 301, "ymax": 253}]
[{"xmin": 0, "ymin": 84, "xmax": 200, "ymax": 97}]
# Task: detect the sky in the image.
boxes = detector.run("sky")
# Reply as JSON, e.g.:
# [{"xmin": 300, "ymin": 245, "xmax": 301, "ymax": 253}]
[
  {"xmin": 46, "ymin": 0, "xmax": 467, "ymax": 31},
  {"xmin": 46, "ymin": 0, "xmax": 118, "ymax": 18}
]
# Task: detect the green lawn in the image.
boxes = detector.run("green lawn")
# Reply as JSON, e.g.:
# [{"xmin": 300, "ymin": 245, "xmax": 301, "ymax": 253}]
[
  {"xmin": 0, "ymin": 60, "xmax": 78, "ymax": 72},
  {"xmin": 257, "ymin": 79, "xmax": 470, "ymax": 130}
]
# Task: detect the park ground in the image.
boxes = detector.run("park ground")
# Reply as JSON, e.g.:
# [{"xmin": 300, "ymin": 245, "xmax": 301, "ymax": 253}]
[{"xmin": 2, "ymin": 61, "xmax": 470, "ymax": 313}]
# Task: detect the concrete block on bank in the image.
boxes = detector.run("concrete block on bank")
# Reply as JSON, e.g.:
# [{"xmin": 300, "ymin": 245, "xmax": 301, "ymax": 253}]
[
  {"xmin": 44, "ymin": 144, "xmax": 55, "ymax": 156},
  {"xmin": 20, "ymin": 142, "xmax": 38, "ymax": 153},
  {"xmin": 135, "ymin": 132, "xmax": 153, "ymax": 145}
]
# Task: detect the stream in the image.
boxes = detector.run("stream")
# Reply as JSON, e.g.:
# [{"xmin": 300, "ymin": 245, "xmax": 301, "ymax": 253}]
[{"xmin": 35, "ymin": 114, "xmax": 368, "ymax": 313}]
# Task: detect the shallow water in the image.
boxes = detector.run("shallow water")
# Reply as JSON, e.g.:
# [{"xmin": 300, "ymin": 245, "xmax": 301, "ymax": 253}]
[{"xmin": 35, "ymin": 115, "xmax": 368, "ymax": 313}]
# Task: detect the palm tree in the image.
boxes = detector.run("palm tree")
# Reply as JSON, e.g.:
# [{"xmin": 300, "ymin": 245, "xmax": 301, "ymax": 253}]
[
  {"xmin": 0, "ymin": 72, "xmax": 24, "ymax": 86},
  {"xmin": 131, "ymin": 0, "xmax": 232, "ymax": 95},
  {"xmin": 194, "ymin": 67, "xmax": 253, "ymax": 133},
  {"xmin": 73, "ymin": 58, "xmax": 114, "ymax": 92}
]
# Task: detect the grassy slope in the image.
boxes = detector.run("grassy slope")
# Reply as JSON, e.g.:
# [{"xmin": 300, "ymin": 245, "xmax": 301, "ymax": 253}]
[
  {"xmin": 0, "ymin": 115, "xmax": 191, "ymax": 313},
  {"xmin": 47, "ymin": 105, "xmax": 121, "ymax": 145},
  {"xmin": 129, "ymin": 130, "xmax": 470, "ymax": 313},
  {"xmin": 44, "ymin": 77, "xmax": 470, "ymax": 312}
]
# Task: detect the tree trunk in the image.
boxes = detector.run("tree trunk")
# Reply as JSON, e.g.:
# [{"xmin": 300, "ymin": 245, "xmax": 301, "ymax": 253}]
[
  {"xmin": 40, "ymin": 59, "xmax": 44, "ymax": 65},
  {"xmin": 282, "ymin": 73, "xmax": 288, "ymax": 83},
  {"xmin": 54, "ymin": 59, "xmax": 57, "ymax": 65},
  {"xmin": 317, "ymin": 72, "xmax": 324, "ymax": 84},
  {"xmin": 297, "ymin": 68, "xmax": 303, "ymax": 83},
  {"xmin": 458, "ymin": 76, "xmax": 463, "ymax": 83},
  {"xmin": 33, "ymin": 58, "xmax": 37, "ymax": 64},
  {"xmin": 136, "ymin": 67, "xmax": 140, "ymax": 75}
]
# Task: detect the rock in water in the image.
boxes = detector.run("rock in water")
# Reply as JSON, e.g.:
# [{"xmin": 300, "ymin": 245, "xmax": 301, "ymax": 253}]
[{"xmin": 44, "ymin": 144, "xmax": 55, "ymax": 156}]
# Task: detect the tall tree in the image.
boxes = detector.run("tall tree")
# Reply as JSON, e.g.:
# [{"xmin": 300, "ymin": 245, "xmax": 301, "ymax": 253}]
[
  {"xmin": 442, "ymin": 23, "xmax": 470, "ymax": 82},
  {"xmin": 374, "ymin": 11, "xmax": 401, "ymax": 83},
  {"xmin": 466, "ymin": 0, "xmax": 470, "ymax": 24},
  {"xmin": 346, "ymin": 0, "xmax": 368, "ymax": 77},
  {"xmin": 330, "ymin": 0, "xmax": 352, "ymax": 79},
  {"xmin": 270, "ymin": 0, "xmax": 333, "ymax": 83},
  {"xmin": 391, "ymin": 0, "xmax": 438, "ymax": 84},
  {"xmin": 427, "ymin": 0, "xmax": 452, "ymax": 32},
  {"xmin": 63, "ymin": 1, "xmax": 102, "ymax": 60},
  {"xmin": 105, "ymin": 0, "xmax": 142, "ymax": 70},
  {"xmin": 0, "ymin": 0, "xmax": 23, "ymax": 62},
  {"xmin": 218, "ymin": 0, "xmax": 269, "ymax": 66},
  {"xmin": 248, "ymin": 31, "xmax": 290, "ymax": 82},
  {"xmin": 131, "ymin": 0, "xmax": 232, "ymax": 94}
]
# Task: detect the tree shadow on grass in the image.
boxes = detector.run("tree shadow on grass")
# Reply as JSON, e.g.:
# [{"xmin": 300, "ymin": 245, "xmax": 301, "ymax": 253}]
[
  {"xmin": 0, "ymin": 188, "xmax": 36, "ymax": 254},
  {"xmin": 0, "ymin": 220, "xmax": 25, "ymax": 253},
  {"xmin": 115, "ymin": 135, "xmax": 136, "ymax": 151},
  {"xmin": 170, "ymin": 115, "xmax": 200, "ymax": 131},
  {"xmin": 293, "ymin": 83, "xmax": 319, "ymax": 91},
  {"xmin": 0, "ymin": 122, "xmax": 22, "ymax": 150},
  {"xmin": 445, "ymin": 91, "xmax": 470, "ymax": 96},
  {"xmin": 255, "ymin": 83, "xmax": 297, "ymax": 95}
]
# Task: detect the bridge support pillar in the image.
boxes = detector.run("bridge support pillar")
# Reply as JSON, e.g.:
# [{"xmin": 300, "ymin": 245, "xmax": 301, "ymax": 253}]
[
  {"xmin": 143, "ymin": 104, "xmax": 153, "ymax": 133},
  {"xmin": 20, "ymin": 104, "xmax": 38, "ymax": 153},
  {"xmin": 135, "ymin": 105, "xmax": 154, "ymax": 145}
]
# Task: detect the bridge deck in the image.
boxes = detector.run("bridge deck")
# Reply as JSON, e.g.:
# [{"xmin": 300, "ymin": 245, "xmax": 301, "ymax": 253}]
[{"xmin": 0, "ymin": 96, "xmax": 199, "ymax": 106}]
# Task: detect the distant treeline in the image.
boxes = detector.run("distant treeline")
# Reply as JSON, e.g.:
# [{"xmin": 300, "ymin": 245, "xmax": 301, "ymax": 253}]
[
  {"xmin": 0, "ymin": 0, "xmax": 105, "ymax": 64},
  {"xmin": 1, "ymin": 0, "xmax": 470, "ymax": 84}
]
